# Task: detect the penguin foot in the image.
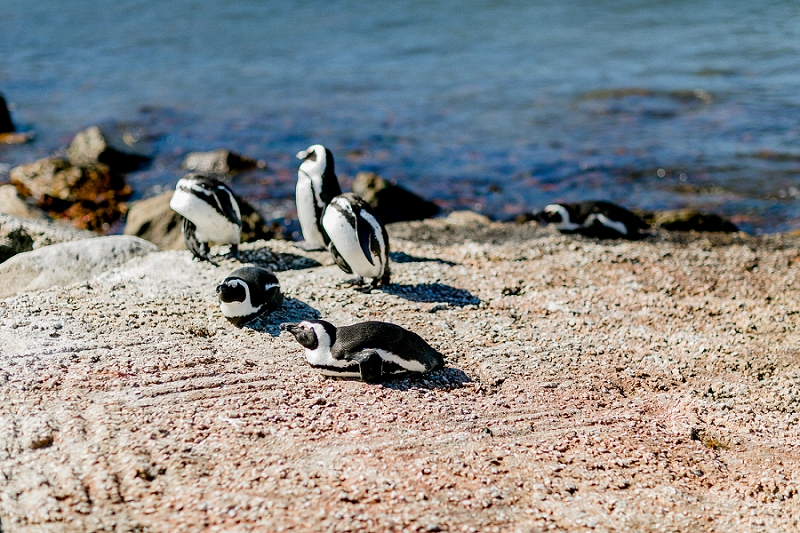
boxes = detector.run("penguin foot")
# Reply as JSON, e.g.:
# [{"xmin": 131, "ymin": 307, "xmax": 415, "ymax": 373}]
[
  {"xmin": 294, "ymin": 241, "xmax": 327, "ymax": 252},
  {"xmin": 226, "ymin": 244, "xmax": 240, "ymax": 260}
]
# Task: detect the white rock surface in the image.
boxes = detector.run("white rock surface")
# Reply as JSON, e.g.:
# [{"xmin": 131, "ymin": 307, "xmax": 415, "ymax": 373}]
[{"xmin": 0, "ymin": 235, "xmax": 158, "ymax": 298}]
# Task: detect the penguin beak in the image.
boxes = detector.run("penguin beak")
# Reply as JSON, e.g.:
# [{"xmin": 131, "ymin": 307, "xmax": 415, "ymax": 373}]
[{"xmin": 280, "ymin": 322, "xmax": 300, "ymax": 333}]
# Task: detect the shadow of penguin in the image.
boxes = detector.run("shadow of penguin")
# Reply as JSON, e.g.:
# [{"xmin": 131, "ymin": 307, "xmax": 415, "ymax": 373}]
[
  {"xmin": 389, "ymin": 251, "xmax": 456, "ymax": 266},
  {"xmin": 237, "ymin": 247, "xmax": 321, "ymax": 273},
  {"xmin": 379, "ymin": 367, "xmax": 473, "ymax": 391},
  {"xmin": 243, "ymin": 297, "xmax": 321, "ymax": 337},
  {"xmin": 381, "ymin": 282, "xmax": 480, "ymax": 307}
]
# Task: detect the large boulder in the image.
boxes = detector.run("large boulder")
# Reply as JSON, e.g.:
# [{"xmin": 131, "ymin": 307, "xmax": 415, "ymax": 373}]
[
  {"xmin": 651, "ymin": 210, "xmax": 739, "ymax": 233},
  {"xmin": 351, "ymin": 172, "xmax": 440, "ymax": 224},
  {"xmin": 182, "ymin": 149, "xmax": 258, "ymax": 174},
  {"xmin": 10, "ymin": 157, "xmax": 131, "ymax": 232},
  {"xmin": 0, "ymin": 235, "xmax": 158, "ymax": 298},
  {"xmin": 123, "ymin": 191, "xmax": 280, "ymax": 249},
  {"xmin": 66, "ymin": 126, "xmax": 150, "ymax": 172},
  {"xmin": 123, "ymin": 191, "xmax": 185, "ymax": 250},
  {"xmin": 0, "ymin": 184, "xmax": 49, "ymax": 220}
]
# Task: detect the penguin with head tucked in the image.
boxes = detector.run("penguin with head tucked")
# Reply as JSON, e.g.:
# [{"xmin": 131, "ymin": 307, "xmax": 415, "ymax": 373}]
[
  {"xmin": 216, "ymin": 266, "xmax": 283, "ymax": 326},
  {"xmin": 534, "ymin": 201, "xmax": 649, "ymax": 240},
  {"xmin": 280, "ymin": 319, "xmax": 444, "ymax": 382},
  {"xmin": 169, "ymin": 173, "xmax": 242, "ymax": 260},
  {"xmin": 295, "ymin": 144, "xmax": 343, "ymax": 250},
  {"xmin": 322, "ymin": 193, "xmax": 390, "ymax": 291}
]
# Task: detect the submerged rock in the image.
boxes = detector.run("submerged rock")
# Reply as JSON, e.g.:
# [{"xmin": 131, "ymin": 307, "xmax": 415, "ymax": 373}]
[
  {"xmin": 66, "ymin": 126, "xmax": 150, "ymax": 172},
  {"xmin": 0, "ymin": 184, "xmax": 49, "ymax": 220},
  {"xmin": 0, "ymin": 93, "xmax": 14, "ymax": 133},
  {"xmin": 10, "ymin": 157, "xmax": 131, "ymax": 232},
  {"xmin": 0, "ymin": 235, "xmax": 158, "ymax": 298},
  {"xmin": 351, "ymin": 171, "xmax": 439, "ymax": 224},
  {"xmin": 182, "ymin": 149, "xmax": 258, "ymax": 174},
  {"xmin": 650, "ymin": 210, "xmax": 739, "ymax": 233}
]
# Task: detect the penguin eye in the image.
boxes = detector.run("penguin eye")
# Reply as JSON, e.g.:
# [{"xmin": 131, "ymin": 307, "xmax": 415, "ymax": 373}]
[{"xmin": 304, "ymin": 151, "xmax": 317, "ymax": 162}]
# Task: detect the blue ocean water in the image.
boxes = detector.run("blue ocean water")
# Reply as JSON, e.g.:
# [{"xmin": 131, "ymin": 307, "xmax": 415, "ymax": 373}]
[{"xmin": 1, "ymin": 0, "xmax": 800, "ymax": 233}]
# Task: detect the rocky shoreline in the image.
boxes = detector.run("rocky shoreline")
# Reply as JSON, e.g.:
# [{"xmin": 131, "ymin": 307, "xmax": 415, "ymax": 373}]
[{"xmin": 1, "ymin": 212, "xmax": 799, "ymax": 532}]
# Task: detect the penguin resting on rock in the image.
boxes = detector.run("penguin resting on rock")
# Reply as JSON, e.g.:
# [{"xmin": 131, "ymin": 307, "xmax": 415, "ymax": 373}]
[
  {"xmin": 322, "ymin": 193, "xmax": 390, "ymax": 291},
  {"xmin": 216, "ymin": 266, "xmax": 283, "ymax": 326},
  {"xmin": 280, "ymin": 320, "xmax": 444, "ymax": 382},
  {"xmin": 169, "ymin": 173, "xmax": 242, "ymax": 260},
  {"xmin": 534, "ymin": 201, "xmax": 649, "ymax": 240},
  {"xmin": 295, "ymin": 144, "xmax": 343, "ymax": 250}
]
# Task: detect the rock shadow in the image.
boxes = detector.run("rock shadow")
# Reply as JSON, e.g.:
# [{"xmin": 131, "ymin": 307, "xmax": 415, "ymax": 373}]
[
  {"xmin": 238, "ymin": 247, "xmax": 321, "ymax": 272},
  {"xmin": 380, "ymin": 367, "xmax": 473, "ymax": 391},
  {"xmin": 244, "ymin": 297, "xmax": 320, "ymax": 337},
  {"xmin": 389, "ymin": 251, "xmax": 456, "ymax": 266},
  {"xmin": 381, "ymin": 282, "xmax": 480, "ymax": 307}
]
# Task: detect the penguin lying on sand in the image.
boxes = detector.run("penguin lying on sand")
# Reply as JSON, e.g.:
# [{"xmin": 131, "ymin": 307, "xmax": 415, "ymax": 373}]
[
  {"xmin": 216, "ymin": 266, "xmax": 283, "ymax": 326},
  {"xmin": 170, "ymin": 173, "xmax": 242, "ymax": 260},
  {"xmin": 295, "ymin": 144, "xmax": 343, "ymax": 250},
  {"xmin": 322, "ymin": 193, "xmax": 391, "ymax": 291},
  {"xmin": 280, "ymin": 320, "xmax": 444, "ymax": 382},
  {"xmin": 534, "ymin": 201, "xmax": 649, "ymax": 240}
]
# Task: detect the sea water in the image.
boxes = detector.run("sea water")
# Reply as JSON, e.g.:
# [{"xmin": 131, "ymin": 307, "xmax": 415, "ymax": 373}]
[{"xmin": 1, "ymin": 0, "xmax": 799, "ymax": 233}]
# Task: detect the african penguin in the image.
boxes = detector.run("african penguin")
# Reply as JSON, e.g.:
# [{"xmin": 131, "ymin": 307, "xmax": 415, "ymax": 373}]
[
  {"xmin": 216, "ymin": 266, "xmax": 283, "ymax": 326},
  {"xmin": 280, "ymin": 320, "xmax": 444, "ymax": 382},
  {"xmin": 295, "ymin": 144, "xmax": 343, "ymax": 249},
  {"xmin": 534, "ymin": 201, "xmax": 649, "ymax": 240},
  {"xmin": 322, "ymin": 193, "xmax": 390, "ymax": 290},
  {"xmin": 169, "ymin": 173, "xmax": 242, "ymax": 260}
]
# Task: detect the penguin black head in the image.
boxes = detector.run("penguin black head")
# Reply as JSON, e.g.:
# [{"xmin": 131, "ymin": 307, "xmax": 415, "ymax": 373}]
[
  {"xmin": 280, "ymin": 320, "xmax": 337, "ymax": 351},
  {"xmin": 217, "ymin": 266, "xmax": 282, "ymax": 326},
  {"xmin": 534, "ymin": 204, "xmax": 569, "ymax": 225},
  {"xmin": 216, "ymin": 279, "xmax": 247, "ymax": 303},
  {"xmin": 296, "ymin": 144, "xmax": 335, "ymax": 179}
]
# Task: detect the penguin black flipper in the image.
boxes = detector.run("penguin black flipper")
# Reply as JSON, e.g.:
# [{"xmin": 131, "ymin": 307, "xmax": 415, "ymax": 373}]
[
  {"xmin": 212, "ymin": 183, "xmax": 242, "ymax": 227},
  {"xmin": 348, "ymin": 350, "xmax": 383, "ymax": 383},
  {"xmin": 355, "ymin": 211, "xmax": 377, "ymax": 267},
  {"xmin": 328, "ymin": 241, "xmax": 353, "ymax": 274},
  {"xmin": 182, "ymin": 218, "xmax": 210, "ymax": 261}
]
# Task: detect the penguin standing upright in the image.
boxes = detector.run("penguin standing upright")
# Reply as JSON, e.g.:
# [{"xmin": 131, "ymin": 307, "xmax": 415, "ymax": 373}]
[
  {"xmin": 534, "ymin": 201, "xmax": 649, "ymax": 240},
  {"xmin": 295, "ymin": 144, "xmax": 343, "ymax": 249},
  {"xmin": 216, "ymin": 266, "xmax": 283, "ymax": 326},
  {"xmin": 169, "ymin": 173, "xmax": 242, "ymax": 260},
  {"xmin": 280, "ymin": 319, "xmax": 444, "ymax": 382},
  {"xmin": 322, "ymin": 193, "xmax": 390, "ymax": 290}
]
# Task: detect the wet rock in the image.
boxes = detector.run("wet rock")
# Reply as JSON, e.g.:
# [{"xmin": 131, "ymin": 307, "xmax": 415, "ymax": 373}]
[
  {"xmin": 0, "ymin": 235, "xmax": 158, "ymax": 298},
  {"xmin": 0, "ymin": 93, "xmax": 34, "ymax": 144},
  {"xmin": 182, "ymin": 149, "xmax": 258, "ymax": 174},
  {"xmin": 650, "ymin": 210, "xmax": 738, "ymax": 233},
  {"xmin": 124, "ymin": 191, "xmax": 280, "ymax": 250},
  {"xmin": 351, "ymin": 171, "xmax": 439, "ymax": 224},
  {"xmin": 0, "ymin": 184, "xmax": 49, "ymax": 220},
  {"xmin": 66, "ymin": 125, "xmax": 150, "ymax": 172},
  {"xmin": 0, "ymin": 93, "xmax": 14, "ymax": 133},
  {"xmin": 10, "ymin": 157, "xmax": 131, "ymax": 232},
  {"xmin": 123, "ymin": 191, "xmax": 185, "ymax": 250},
  {"xmin": 0, "ymin": 227, "xmax": 34, "ymax": 263}
]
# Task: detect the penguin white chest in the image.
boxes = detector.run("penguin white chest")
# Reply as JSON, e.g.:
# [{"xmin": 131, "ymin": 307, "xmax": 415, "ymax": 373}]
[
  {"xmin": 296, "ymin": 177, "xmax": 326, "ymax": 246},
  {"xmin": 170, "ymin": 190, "xmax": 241, "ymax": 244},
  {"xmin": 323, "ymin": 206, "xmax": 385, "ymax": 278}
]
